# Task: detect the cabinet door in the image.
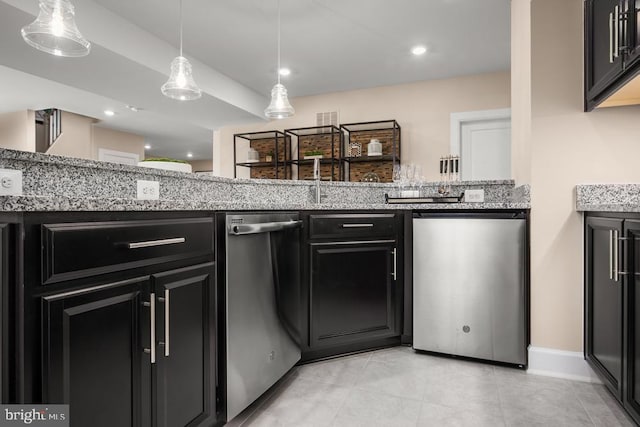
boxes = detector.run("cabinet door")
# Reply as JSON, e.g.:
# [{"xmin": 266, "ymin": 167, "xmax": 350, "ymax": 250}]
[
  {"xmin": 585, "ymin": 216, "xmax": 624, "ymax": 400},
  {"xmin": 309, "ymin": 241, "xmax": 399, "ymax": 348},
  {"xmin": 152, "ymin": 263, "xmax": 216, "ymax": 427},
  {"xmin": 624, "ymin": 0, "xmax": 640, "ymax": 66},
  {"xmin": 625, "ymin": 220, "xmax": 640, "ymax": 423},
  {"xmin": 586, "ymin": 0, "xmax": 625, "ymax": 104},
  {"xmin": 42, "ymin": 277, "xmax": 150, "ymax": 427}
]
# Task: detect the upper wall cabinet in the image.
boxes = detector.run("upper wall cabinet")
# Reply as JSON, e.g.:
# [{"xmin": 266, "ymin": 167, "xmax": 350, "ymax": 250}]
[{"xmin": 585, "ymin": 0, "xmax": 640, "ymax": 110}]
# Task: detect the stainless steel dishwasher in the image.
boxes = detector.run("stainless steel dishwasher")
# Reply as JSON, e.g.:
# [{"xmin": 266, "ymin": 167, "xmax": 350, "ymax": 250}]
[
  {"xmin": 224, "ymin": 212, "xmax": 302, "ymax": 421},
  {"xmin": 412, "ymin": 212, "xmax": 527, "ymax": 366}
]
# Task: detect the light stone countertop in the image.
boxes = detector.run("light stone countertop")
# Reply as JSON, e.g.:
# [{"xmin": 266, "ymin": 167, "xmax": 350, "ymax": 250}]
[
  {"xmin": 0, "ymin": 148, "xmax": 530, "ymax": 212},
  {"xmin": 576, "ymin": 184, "xmax": 640, "ymax": 213}
]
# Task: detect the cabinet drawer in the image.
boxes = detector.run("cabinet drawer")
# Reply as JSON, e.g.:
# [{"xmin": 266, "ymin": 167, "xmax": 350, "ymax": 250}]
[
  {"xmin": 42, "ymin": 218, "xmax": 214, "ymax": 284},
  {"xmin": 309, "ymin": 214, "xmax": 396, "ymax": 239}
]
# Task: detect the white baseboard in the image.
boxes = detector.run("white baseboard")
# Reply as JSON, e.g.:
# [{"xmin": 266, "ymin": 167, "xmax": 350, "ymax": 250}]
[{"xmin": 527, "ymin": 346, "xmax": 602, "ymax": 383}]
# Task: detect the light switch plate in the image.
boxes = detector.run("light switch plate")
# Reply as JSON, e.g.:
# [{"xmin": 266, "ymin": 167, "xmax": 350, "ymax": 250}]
[
  {"xmin": 0, "ymin": 169, "xmax": 23, "ymax": 196},
  {"xmin": 464, "ymin": 189, "xmax": 485, "ymax": 203},
  {"xmin": 137, "ymin": 180, "xmax": 159, "ymax": 200}
]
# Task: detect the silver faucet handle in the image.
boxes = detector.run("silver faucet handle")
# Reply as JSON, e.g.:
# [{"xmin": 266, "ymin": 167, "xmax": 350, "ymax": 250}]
[{"xmin": 313, "ymin": 158, "xmax": 320, "ymax": 180}]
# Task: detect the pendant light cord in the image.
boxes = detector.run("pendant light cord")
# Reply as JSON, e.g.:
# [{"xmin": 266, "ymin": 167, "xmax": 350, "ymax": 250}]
[
  {"xmin": 179, "ymin": 0, "xmax": 184, "ymax": 57},
  {"xmin": 277, "ymin": 0, "xmax": 281, "ymax": 85}
]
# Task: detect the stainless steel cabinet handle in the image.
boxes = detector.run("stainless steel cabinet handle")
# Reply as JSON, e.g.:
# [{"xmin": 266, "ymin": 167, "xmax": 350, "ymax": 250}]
[
  {"xmin": 614, "ymin": 5, "xmax": 620, "ymax": 58},
  {"xmin": 143, "ymin": 293, "xmax": 156, "ymax": 364},
  {"xmin": 610, "ymin": 229, "xmax": 614, "ymax": 280},
  {"xmin": 341, "ymin": 223, "xmax": 374, "ymax": 228},
  {"xmin": 392, "ymin": 248, "xmax": 397, "ymax": 281},
  {"xmin": 617, "ymin": 233, "xmax": 631, "ymax": 278},
  {"xmin": 613, "ymin": 230, "xmax": 620, "ymax": 282},
  {"xmin": 163, "ymin": 290, "xmax": 170, "ymax": 357},
  {"xmin": 127, "ymin": 237, "xmax": 185, "ymax": 249},
  {"xmin": 610, "ymin": 11, "xmax": 615, "ymax": 63},
  {"xmin": 229, "ymin": 220, "xmax": 302, "ymax": 235}
]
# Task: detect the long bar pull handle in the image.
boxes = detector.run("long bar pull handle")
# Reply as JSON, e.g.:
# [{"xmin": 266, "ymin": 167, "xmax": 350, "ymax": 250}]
[
  {"xmin": 163, "ymin": 290, "xmax": 170, "ymax": 357},
  {"xmin": 128, "ymin": 237, "xmax": 185, "ymax": 249},
  {"xmin": 229, "ymin": 220, "xmax": 302, "ymax": 235},
  {"xmin": 614, "ymin": 5, "xmax": 620, "ymax": 58},
  {"xmin": 614, "ymin": 229, "xmax": 620, "ymax": 282},
  {"xmin": 610, "ymin": 230, "xmax": 614, "ymax": 280},
  {"xmin": 143, "ymin": 293, "xmax": 156, "ymax": 364},
  {"xmin": 610, "ymin": 11, "xmax": 615, "ymax": 63},
  {"xmin": 342, "ymin": 223, "xmax": 374, "ymax": 228},
  {"xmin": 392, "ymin": 248, "xmax": 397, "ymax": 281}
]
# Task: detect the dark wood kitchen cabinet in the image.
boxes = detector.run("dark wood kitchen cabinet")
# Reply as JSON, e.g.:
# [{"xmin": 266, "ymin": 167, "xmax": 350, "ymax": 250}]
[
  {"xmin": 585, "ymin": 213, "xmax": 640, "ymax": 424},
  {"xmin": 4, "ymin": 212, "xmax": 219, "ymax": 427},
  {"xmin": 585, "ymin": 0, "xmax": 625, "ymax": 106},
  {"xmin": 585, "ymin": 216, "xmax": 624, "ymax": 399},
  {"xmin": 625, "ymin": 219, "xmax": 640, "ymax": 423},
  {"xmin": 585, "ymin": 0, "xmax": 640, "ymax": 110},
  {"xmin": 42, "ymin": 277, "xmax": 151, "ymax": 427},
  {"xmin": 301, "ymin": 212, "xmax": 403, "ymax": 361}
]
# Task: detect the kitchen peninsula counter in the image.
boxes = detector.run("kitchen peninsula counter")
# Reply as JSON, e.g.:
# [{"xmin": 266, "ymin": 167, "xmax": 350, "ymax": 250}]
[{"xmin": 0, "ymin": 148, "xmax": 530, "ymax": 212}]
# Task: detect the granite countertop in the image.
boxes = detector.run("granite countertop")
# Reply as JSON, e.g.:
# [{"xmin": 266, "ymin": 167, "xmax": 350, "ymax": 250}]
[
  {"xmin": 0, "ymin": 148, "xmax": 530, "ymax": 212},
  {"xmin": 0, "ymin": 195, "xmax": 531, "ymax": 212},
  {"xmin": 576, "ymin": 184, "xmax": 640, "ymax": 212}
]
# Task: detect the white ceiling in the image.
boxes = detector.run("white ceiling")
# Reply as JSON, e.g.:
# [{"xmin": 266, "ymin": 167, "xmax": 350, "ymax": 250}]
[{"xmin": 0, "ymin": 0, "xmax": 510, "ymax": 160}]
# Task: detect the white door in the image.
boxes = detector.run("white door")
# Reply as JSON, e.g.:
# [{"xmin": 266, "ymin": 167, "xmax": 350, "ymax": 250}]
[
  {"xmin": 450, "ymin": 109, "xmax": 511, "ymax": 181},
  {"xmin": 461, "ymin": 119, "xmax": 511, "ymax": 181}
]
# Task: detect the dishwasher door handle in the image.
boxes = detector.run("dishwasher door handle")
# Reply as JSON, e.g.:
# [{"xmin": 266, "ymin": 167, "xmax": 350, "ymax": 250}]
[{"xmin": 229, "ymin": 220, "xmax": 302, "ymax": 235}]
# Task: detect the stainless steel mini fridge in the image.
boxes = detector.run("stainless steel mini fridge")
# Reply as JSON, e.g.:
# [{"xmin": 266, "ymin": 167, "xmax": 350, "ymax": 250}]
[{"xmin": 412, "ymin": 212, "xmax": 527, "ymax": 366}]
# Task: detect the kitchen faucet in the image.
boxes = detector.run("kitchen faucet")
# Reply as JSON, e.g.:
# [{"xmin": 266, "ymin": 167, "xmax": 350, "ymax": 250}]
[{"xmin": 313, "ymin": 158, "xmax": 322, "ymax": 203}]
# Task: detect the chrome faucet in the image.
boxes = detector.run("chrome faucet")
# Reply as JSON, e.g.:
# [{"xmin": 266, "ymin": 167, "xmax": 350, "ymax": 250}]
[{"xmin": 313, "ymin": 158, "xmax": 322, "ymax": 203}]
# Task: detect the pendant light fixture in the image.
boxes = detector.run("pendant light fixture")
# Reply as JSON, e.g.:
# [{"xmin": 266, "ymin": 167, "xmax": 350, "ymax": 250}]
[
  {"xmin": 264, "ymin": 0, "xmax": 295, "ymax": 119},
  {"xmin": 161, "ymin": 0, "xmax": 201, "ymax": 101},
  {"xmin": 21, "ymin": 0, "xmax": 91, "ymax": 57}
]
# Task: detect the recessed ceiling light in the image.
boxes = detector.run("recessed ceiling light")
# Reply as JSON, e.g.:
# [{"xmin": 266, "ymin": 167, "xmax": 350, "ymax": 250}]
[
  {"xmin": 279, "ymin": 68, "xmax": 291, "ymax": 77},
  {"xmin": 126, "ymin": 105, "xmax": 142, "ymax": 112},
  {"xmin": 104, "ymin": 110, "xmax": 115, "ymax": 116},
  {"xmin": 144, "ymin": 144, "xmax": 151, "ymax": 150},
  {"xmin": 187, "ymin": 152, "xmax": 193, "ymax": 158},
  {"xmin": 411, "ymin": 45, "xmax": 427, "ymax": 56}
]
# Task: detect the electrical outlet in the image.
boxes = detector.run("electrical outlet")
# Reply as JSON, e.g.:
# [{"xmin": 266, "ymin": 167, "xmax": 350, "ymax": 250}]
[
  {"xmin": 464, "ymin": 189, "xmax": 485, "ymax": 203},
  {"xmin": 0, "ymin": 169, "xmax": 23, "ymax": 196},
  {"xmin": 137, "ymin": 180, "xmax": 159, "ymax": 200}
]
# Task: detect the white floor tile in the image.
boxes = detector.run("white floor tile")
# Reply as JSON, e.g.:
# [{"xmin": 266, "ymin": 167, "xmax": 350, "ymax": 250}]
[{"xmin": 232, "ymin": 347, "xmax": 632, "ymax": 427}]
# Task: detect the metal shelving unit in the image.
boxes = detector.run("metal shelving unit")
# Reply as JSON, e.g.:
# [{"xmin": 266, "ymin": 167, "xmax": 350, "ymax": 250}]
[
  {"xmin": 340, "ymin": 120, "xmax": 401, "ymax": 182},
  {"xmin": 285, "ymin": 125, "xmax": 342, "ymax": 181},
  {"xmin": 233, "ymin": 131, "xmax": 291, "ymax": 179}
]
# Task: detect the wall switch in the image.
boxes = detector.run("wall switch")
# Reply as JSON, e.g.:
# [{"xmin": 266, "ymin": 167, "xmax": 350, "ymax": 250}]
[
  {"xmin": 464, "ymin": 189, "xmax": 485, "ymax": 203},
  {"xmin": 137, "ymin": 180, "xmax": 159, "ymax": 200},
  {"xmin": 0, "ymin": 169, "xmax": 23, "ymax": 196}
]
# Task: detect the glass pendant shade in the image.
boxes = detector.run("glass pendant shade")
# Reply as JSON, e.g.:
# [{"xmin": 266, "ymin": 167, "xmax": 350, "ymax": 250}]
[
  {"xmin": 264, "ymin": 83, "xmax": 294, "ymax": 119},
  {"xmin": 21, "ymin": 0, "xmax": 90, "ymax": 57},
  {"xmin": 265, "ymin": 0, "xmax": 294, "ymax": 119},
  {"xmin": 161, "ymin": 56, "xmax": 202, "ymax": 101}
]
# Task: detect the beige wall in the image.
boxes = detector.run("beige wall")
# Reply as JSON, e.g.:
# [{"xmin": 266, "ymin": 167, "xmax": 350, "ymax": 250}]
[
  {"xmin": 47, "ymin": 111, "xmax": 95, "ymax": 160},
  {"xmin": 93, "ymin": 126, "xmax": 145, "ymax": 160},
  {"xmin": 524, "ymin": 0, "xmax": 640, "ymax": 351},
  {"xmin": 0, "ymin": 110, "xmax": 145, "ymax": 162},
  {"xmin": 0, "ymin": 110, "xmax": 36, "ymax": 152},
  {"xmin": 511, "ymin": 0, "xmax": 532, "ymax": 185},
  {"xmin": 216, "ymin": 71, "xmax": 511, "ymax": 179}
]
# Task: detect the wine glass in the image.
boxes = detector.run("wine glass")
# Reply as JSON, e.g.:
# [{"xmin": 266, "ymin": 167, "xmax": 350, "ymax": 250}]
[{"xmin": 393, "ymin": 164, "xmax": 402, "ymax": 196}]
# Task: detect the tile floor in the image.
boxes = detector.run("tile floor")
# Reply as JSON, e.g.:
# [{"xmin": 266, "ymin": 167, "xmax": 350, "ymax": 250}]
[{"xmin": 228, "ymin": 346, "xmax": 635, "ymax": 427}]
